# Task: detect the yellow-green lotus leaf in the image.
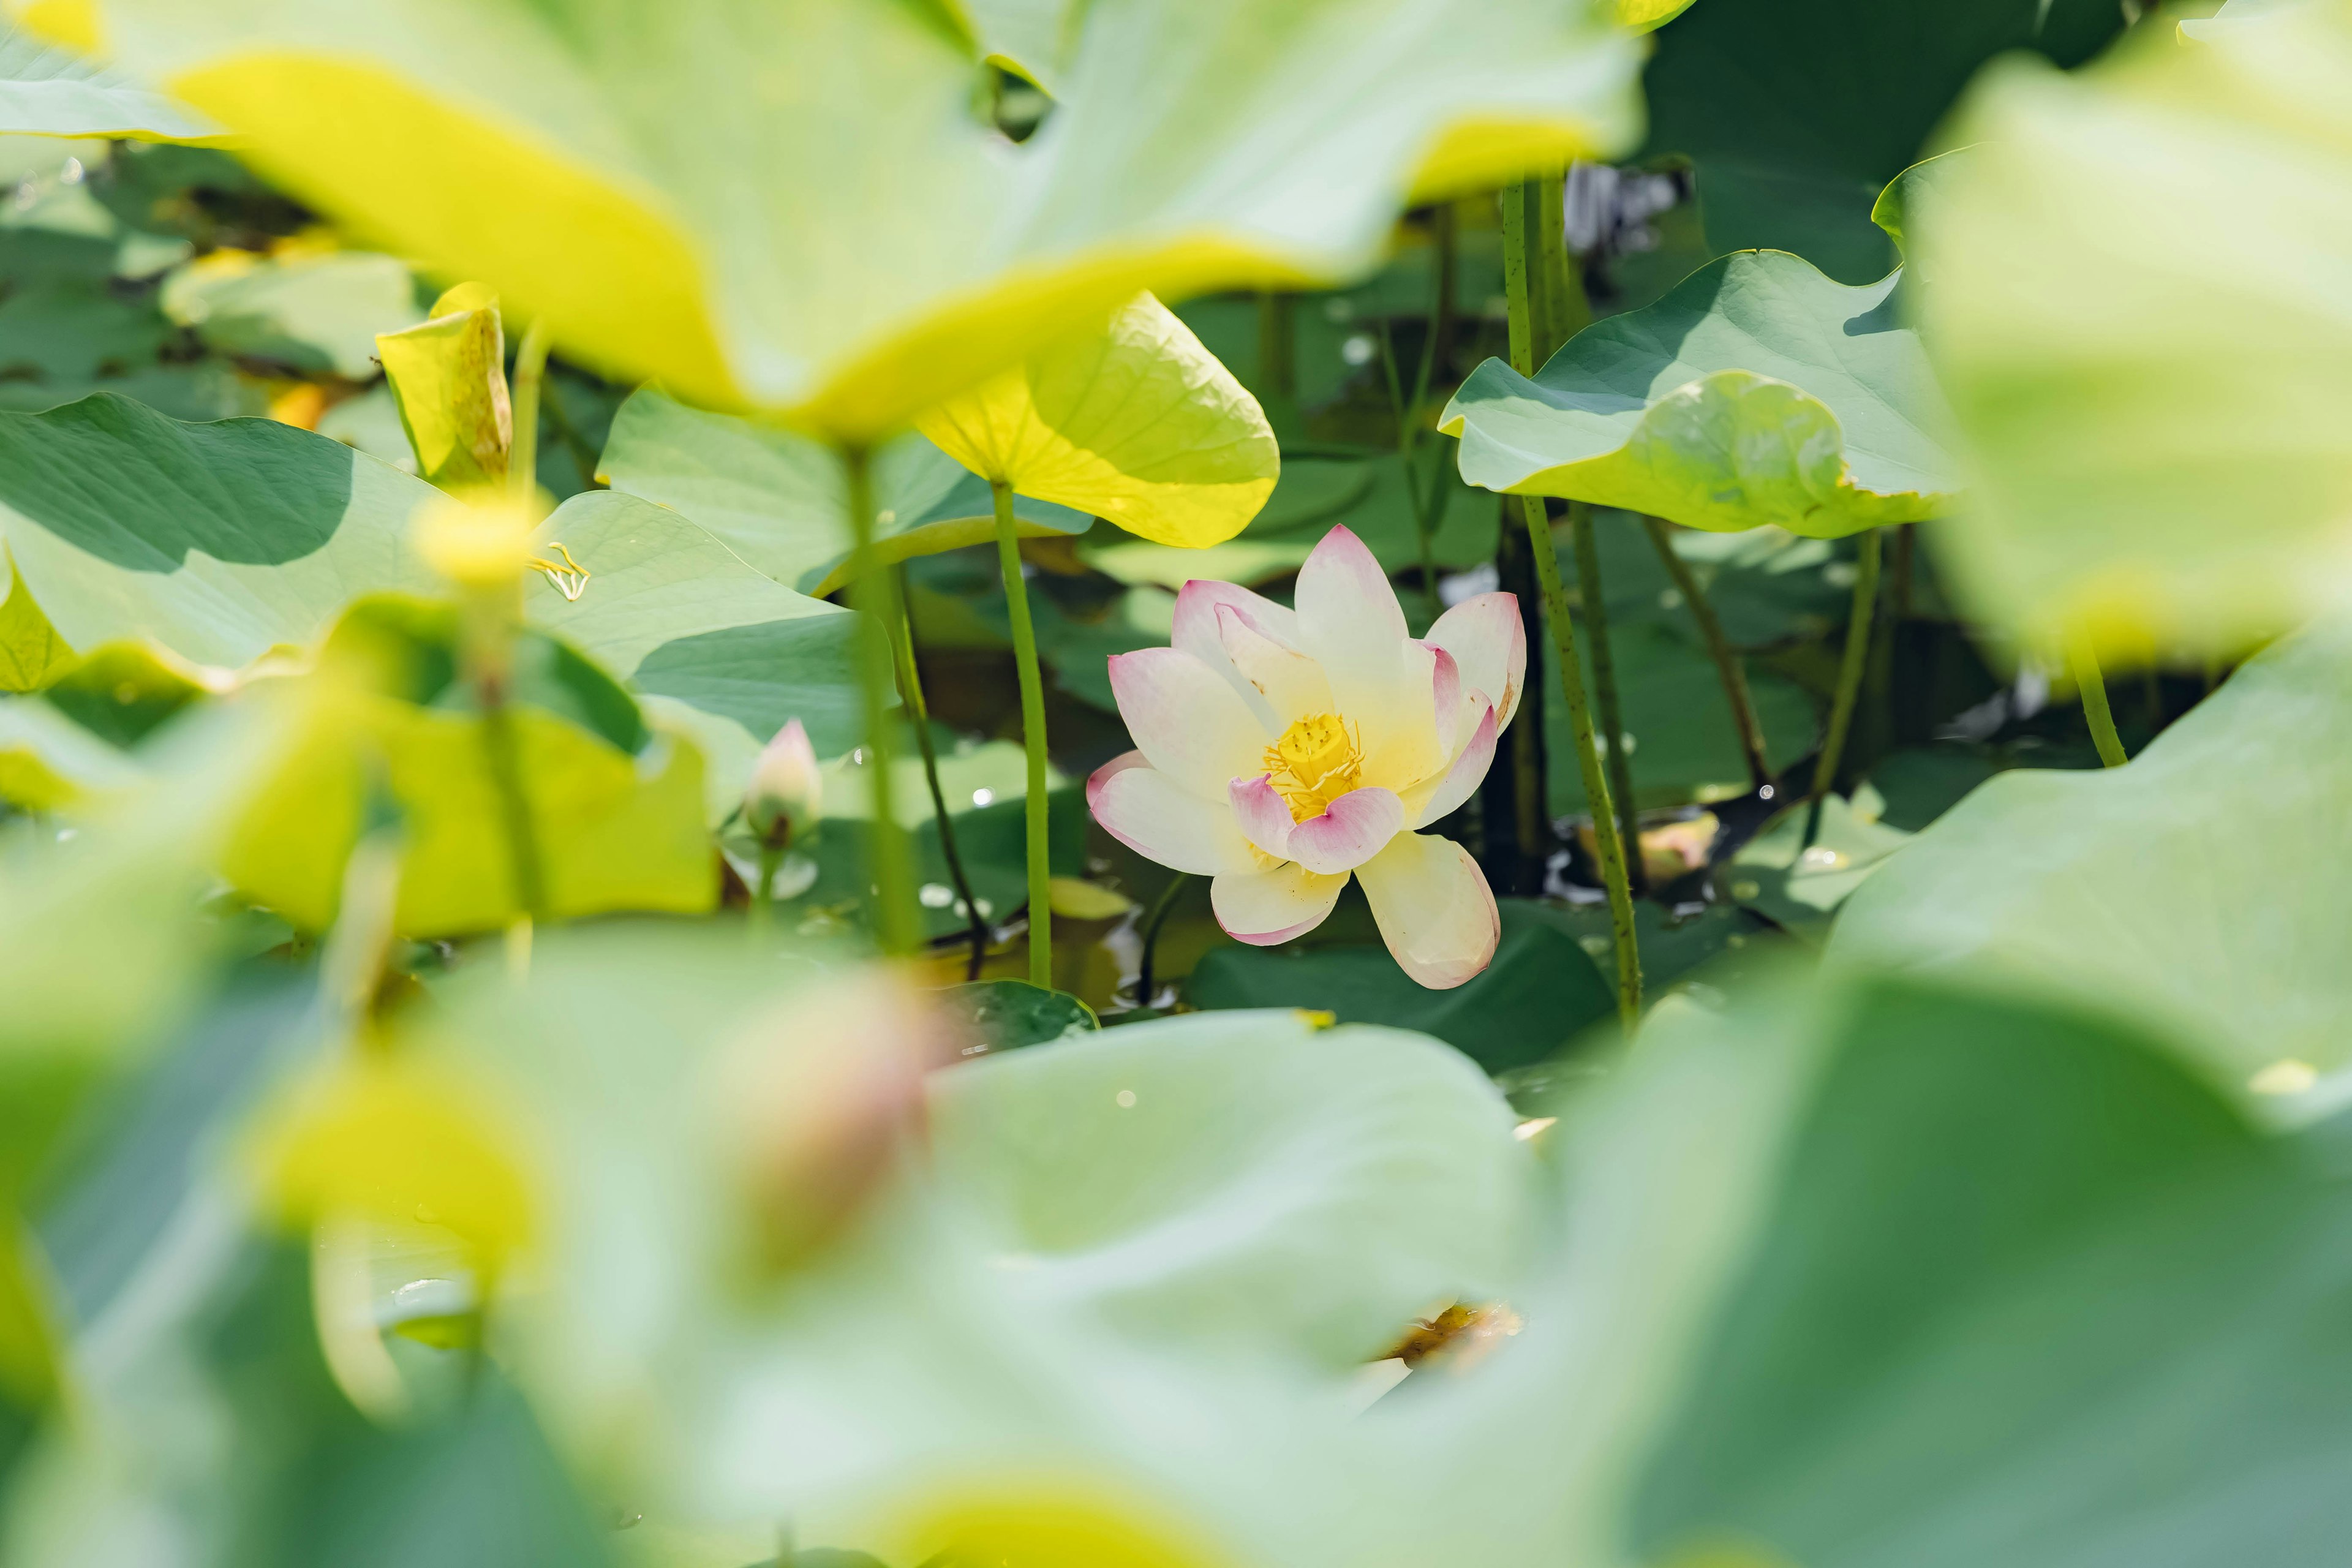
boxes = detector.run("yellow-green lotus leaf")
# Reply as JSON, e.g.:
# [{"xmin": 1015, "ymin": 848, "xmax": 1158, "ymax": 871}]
[
  {"xmin": 0, "ymin": 6, "xmax": 221, "ymax": 139},
  {"xmin": 1616, "ymin": 0, "xmax": 1697, "ymax": 31},
  {"xmin": 375, "ymin": 281, "xmax": 512, "ymax": 489},
  {"xmin": 0, "ymin": 549, "xmax": 72, "ymax": 693},
  {"xmin": 0, "ymin": 694, "xmax": 140, "ymax": 810},
  {"xmin": 79, "ymin": 0, "xmax": 1639, "ymax": 441},
  {"xmin": 1917, "ymin": 0, "xmax": 2352, "ymax": 658},
  {"xmin": 918, "ymin": 293, "xmax": 1278, "ymax": 549}
]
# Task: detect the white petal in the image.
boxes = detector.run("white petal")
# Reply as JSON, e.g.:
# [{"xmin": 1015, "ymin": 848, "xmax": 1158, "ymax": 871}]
[
  {"xmin": 1425, "ymin": 592, "xmax": 1527, "ymax": 728},
  {"xmin": 1172, "ymin": 578, "xmax": 1298, "ymax": 723},
  {"xmin": 1106, "ymin": 647, "xmax": 1269, "ymax": 799},
  {"xmin": 1218, "ymin": 603, "xmax": 1335, "ymax": 727},
  {"xmin": 1295, "ymin": 524, "xmax": 1406, "ymax": 682},
  {"xmin": 1228, "ymin": 774, "xmax": 1294, "ymax": 859},
  {"xmin": 1356, "ymin": 832, "xmax": 1501, "ymax": 990},
  {"xmin": 1089, "ymin": 754, "xmax": 1257, "ymax": 874},
  {"xmin": 1212, "ymin": 862, "xmax": 1348, "ymax": 946},
  {"xmin": 1428, "ymin": 644, "xmax": 1462, "ymax": 756},
  {"xmin": 1286, "ymin": 786, "xmax": 1406, "ymax": 875},
  {"xmin": 1355, "ymin": 639, "xmax": 1450, "ymax": 794},
  {"xmin": 1403, "ymin": 703, "xmax": 1498, "ymax": 829}
]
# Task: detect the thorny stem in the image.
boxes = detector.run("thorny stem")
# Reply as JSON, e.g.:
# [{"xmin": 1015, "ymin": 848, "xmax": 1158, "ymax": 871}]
[
  {"xmin": 890, "ymin": 571, "xmax": 990, "ymax": 979},
  {"xmin": 1572, "ymin": 505, "xmax": 1646, "ymax": 897},
  {"xmin": 1810, "ymin": 528, "xmax": 1884, "ymax": 810},
  {"xmin": 1504, "ymin": 178, "xmax": 1640, "ymax": 1031},
  {"xmin": 1133, "ymin": 871, "xmax": 1191, "ymax": 1012},
  {"xmin": 843, "ymin": 445, "xmax": 920, "ymax": 955},
  {"xmin": 2070, "ymin": 633, "xmax": 2132, "ymax": 768},
  {"xmin": 992, "ymin": 480, "xmax": 1054, "ymax": 989},
  {"xmin": 1643, "ymin": 515, "xmax": 1774, "ymax": 794}
]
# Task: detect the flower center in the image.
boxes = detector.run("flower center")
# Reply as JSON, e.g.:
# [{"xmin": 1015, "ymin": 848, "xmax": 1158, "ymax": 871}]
[{"xmin": 1261, "ymin": 712, "xmax": 1363, "ymax": 823}]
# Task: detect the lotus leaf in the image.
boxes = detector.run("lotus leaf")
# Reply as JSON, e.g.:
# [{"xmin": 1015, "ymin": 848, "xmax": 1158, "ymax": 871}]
[
  {"xmin": 0, "ymin": 15, "xmax": 217, "ymax": 139},
  {"xmin": 75, "ymin": 0, "xmax": 1642, "ymax": 437},
  {"xmin": 0, "ymin": 690, "xmax": 138, "ymax": 809},
  {"xmin": 159, "ymin": 246, "xmax": 422, "ymax": 380},
  {"xmin": 1915, "ymin": 0, "xmax": 2352, "ymax": 657},
  {"xmin": 1441, "ymin": 251, "xmax": 1961, "ymax": 538}
]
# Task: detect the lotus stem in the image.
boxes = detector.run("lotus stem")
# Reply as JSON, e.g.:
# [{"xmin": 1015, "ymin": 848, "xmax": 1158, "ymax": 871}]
[
  {"xmin": 750, "ymin": 845, "xmax": 780, "ymax": 938},
  {"xmin": 2069, "ymin": 633, "xmax": 2131, "ymax": 768},
  {"xmin": 1134, "ymin": 870, "xmax": 1191, "ymax": 1012},
  {"xmin": 480, "ymin": 694, "xmax": 544, "ymax": 924},
  {"xmin": 1504, "ymin": 176, "xmax": 1640, "ymax": 1031},
  {"xmin": 1643, "ymin": 515, "xmax": 1774, "ymax": 794},
  {"xmin": 1572, "ymin": 505, "xmax": 1645, "ymax": 897},
  {"xmin": 1810, "ymin": 527, "xmax": 1883, "ymax": 809},
  {"xmin": 843, "ymin": 445, "xmax": 919, "ymax": 955},
  {"xmin": 890, "ymin": 572, "xmax": 990, "ymax": 979},
  {"xmin": 509, "ymin": 317, "xmax": 551, "ymax": 510},
  {"xmin": 991, "ymin": 480, "xmax": 1054, "ymax": 988}
]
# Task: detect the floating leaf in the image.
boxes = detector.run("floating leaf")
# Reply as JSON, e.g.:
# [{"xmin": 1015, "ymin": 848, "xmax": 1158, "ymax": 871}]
[
  {"xmin": 1639, "ymin": 0, "xmax": 2125, "ymax": 282},
  {"xmin": 1828, "ymin": 612, "xmax": 2352, "ymax": 1087},
  {"xmin": 374, "ymin": 281, "xmax": 510, "ymax": 488},
  {"xmin": 1915, "ymin": 2, "xmax": 2352, "ymax": 657},
  {"xmin": 597, "ymin": 386, "xmax": 1090, "ymax": 598},
  {"xmin": 84, "ymin": 0, "xmax": 1640, "ymax": 436},
  {"xmin": 918, "ymin": 293, "xmax": 1278, "ymax": 549},
  {"xmin": 1442, "ymin": 252, "xmax": 1961, "ymax": 538},
  {"xmin": 937, "ymin": 979, "xmax": 1099, "ymax": 1054}
]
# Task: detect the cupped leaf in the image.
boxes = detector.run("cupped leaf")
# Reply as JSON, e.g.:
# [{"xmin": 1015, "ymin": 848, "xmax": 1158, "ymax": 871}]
[
  {"xmin": 374, "ymin": 281, "xmax": 510, "ymax": 488},
  {"xmin": 83, "ymin": 0, "xmax": 1640, "ymax": 437},
  {"xmin": 520, "ymin": 491, "xmax": 866, "ymax": 758},
  {"xmin": 597, "ymin": 386, "xmax": 1090, "ymax": 598},
  {"xmin": 0, "ymin": 15, "xmax": 218, "ymax": 140},
  {"xmin": 1640, "ymin": 0, "xmax": 2125, "ymax": 282},
  {"xmin": 1827, "ymin": 612, "xmax": 2352, "ymax": 1091},
  {"xmin": 918, "ymin": 293, "xmax": 1278, "ymax": 549},
  {"xmin": 1915, "ymin": 2, "xmax": 2352, "ymax": 657},
  {"xmin": 1440, "ymin": 251, "xmax": 1961, "ymax": 537},
  {"xmin": 159, "ymin": 246, "xmax": 422, "ymax": 379},
  {"xmin": 0, "ymin": 392, "xmax": 442, "ymax": 667}
]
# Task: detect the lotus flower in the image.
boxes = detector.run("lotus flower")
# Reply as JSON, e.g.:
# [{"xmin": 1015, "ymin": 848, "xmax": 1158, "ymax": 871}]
[{"xmin": 1090, "ymin": 526, "xmax": 1525, "ymax": 989}]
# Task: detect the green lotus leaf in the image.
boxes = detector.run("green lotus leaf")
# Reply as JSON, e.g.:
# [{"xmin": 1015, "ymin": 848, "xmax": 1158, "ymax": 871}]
[
  {"xmin": 0, "ymin": 277, "xmax": 171, "ymax": 381},
  {"xmin": 0, "ymin": 549, "xmax": 71, "ymax": 691},
  {"xmin": 1826, "ymin": 612, "xmax": 2352, "ymax": 1090},
  {"xmin": 221, "ymin": 600, "xmax": 716, "ymax": 935},
  {"xmin": 374, "ymin": 281, "xmax": 510, "ymax": 489},
  {"xmin": 962, "ymin": 0, "xmax": 1079, "ymax": 91},
  {"xmin": 0, "ymin": 15, "xmax": 217, "ymax": 140},
  {"xmin": 1914, "ymin": 2, "xmax": 2352, "ymax": 658},
  {"xmin": 80, "ymin": 0, "xmax": 1640, "ymax": 439},
  {"xmin": 918, "ymin": 292, "xmax": 1279, "ymax": 549},
  {"xmin": 597, "ymin": 386, "xmax": 1091, "ymax": 598},
  {"xmin": 159, "ymin": 246, "xmax": 422, "ymax": 380},
  {"xmin": 1640, "ymin": 0, "xmax": 2125, "ymax": 282},
  {"xmin": 2179, "ymin": 0, "xmax": 2313, "ymax": 41},
  {"xmin": 1725, "ymin": 789, "xmax": 1911, "ymax": 942},
  {"xmin": 0, "ymin": 690, "xmax": 138, "ymax": 809},
  {"xmin": 1868, "ymin": 147, "xmax": 1972, "ymax": 258},
  {"xmin": 1440, "ymin": 251, "xmax": 1961, "ymax": 538},
  {"xmin": 521, "ymin": 490, "xmax": 864, "ymax": 759},
  {"xmin": 936, "ymin": 978, "xmax": 1099, "ymax": 1054}
]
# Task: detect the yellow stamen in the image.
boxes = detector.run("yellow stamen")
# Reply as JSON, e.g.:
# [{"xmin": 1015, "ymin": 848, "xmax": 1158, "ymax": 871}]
[{"xmin": 1261, "ymin": 712, "xmax": 1362, "ymax": 823}]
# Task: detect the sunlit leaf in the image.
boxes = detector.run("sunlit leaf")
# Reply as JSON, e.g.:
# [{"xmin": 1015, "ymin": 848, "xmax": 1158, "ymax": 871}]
[
  {"xmin": 0, "ymin": 549, "xmax": 72, "ymax": 691},
  {"xmin": 86, "ymin": 0, "xmax": 1640, "ymax": 437},
  {"xmin": 597, "ymin": 386, "xmax": 1090, "ymax": 598},
  {"xmin": 1828, "ymin": 612, "xmax": 2352, "ymax": 1087},
  {"xmin": 0, "ymin": 15, "xmax": 217, "ymax": 140},
  {"xmin": 1442, "ymin": 252, "xmax": 1960, "ymax": 537},
  {"xmin": 374, "ymin": 281, "xmax": 510, "ymax": 489},
  {"xmin": 159, "ymin": 245, "xmax": 422, "ymax": 380},
  {"xmin": 1914, "ymin": 2, "xmax": 2352, "ymax": 657},
  {"xmin": 919, "ymin": 293, "xmax": 1278, "ymax": 549}
]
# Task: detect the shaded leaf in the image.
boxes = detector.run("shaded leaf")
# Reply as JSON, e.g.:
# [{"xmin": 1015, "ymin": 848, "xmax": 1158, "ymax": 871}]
[
  {"xmin": 937, "ymin": 979, "xmax": 1099, "ymax": 1054},
  {"xmin": 159, "ymin": 246, "xmax": 421, "ymax": 379}
]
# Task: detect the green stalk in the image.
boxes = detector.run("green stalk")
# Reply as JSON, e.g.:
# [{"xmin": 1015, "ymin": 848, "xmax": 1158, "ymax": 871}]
[
  {"xmin": 1504, "ymin": 178, "xmax": 1640, "ymax": 1030},
  {"xmin": 480, "ymin": 695, "xmax": 545, "ymax": 922},
  {"xmin": 889, "ymin": 573, "xmax": 991, "ymax": 979},
  {"xmin": 2069, "ymin": 633, "xmax": 2131, "ymax": 768},
  {"xmin": 1572, "ymin": 505, "xmax": 1645, "ymax": 897},
  {"xmin": 1810, "ymin": 529, "xmax": 1884, "ymax": 806},
  {"xmin": 1133, "ymin": 871, "xmax": 1191, "ymax": 1012},
  {"xmin": 1643, "ymin": 516, "xmax": 1773, "ymax": 793},
  {"xmin": 750, "ymin": 845, "xmax": 780, "ymax": 938},
  {"xmin": 843, "ymin": 446, "xmax": 919, "ymax": 954},
  {"xmin": 509, "ymin": 318, "xmax": 551, "ymax": 510},
  {"xmin": 991, "ymin": 480, "xmax": 1054, "ymax": 988}
]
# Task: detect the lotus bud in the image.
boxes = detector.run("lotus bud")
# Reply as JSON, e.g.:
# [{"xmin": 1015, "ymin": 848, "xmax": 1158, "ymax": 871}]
[
  {"xmin": 707, "ymin": 970, "xmax": 963, "ymax": 1270},
  {"xmin": 744, "ymin": 717, "xmax": 822, "ymax": 849}
]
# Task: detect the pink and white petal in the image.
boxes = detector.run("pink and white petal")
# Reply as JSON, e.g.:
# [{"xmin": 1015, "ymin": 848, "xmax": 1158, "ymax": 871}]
[
  {"xmin": 1106, "ymin": 646, "xmax": 1270, "ymax": 799},
  {"xmin": 1427, "ymin": 644, "xmax": 1463, "ymax": 755},
  {"xmin": 1295, "ymin": 524, "xmax": 1406, "ymax": 680},
  {"xmin": 1357, "ymin": 832, "xmax": 1501, "ymax": 990},
  {"xmin": 1212, "ymin": 862, "xmax": 1348, "ymax": 947},
  {"xmin": 1352, "ymin": 638, "xmax": 1449, "ymax": 794},
  {"xmin": 1401, "ymin": 703, "xmax": 1498, "ymax": 829},
  {"xmin": 1218, "ymin": 603, "xmax": 1334, "ymax": 725},
  {"xmin": 1090, "ymin": 759, "xmax": 1258, "ymax": 875},
  {"xmin": 1174, "ymin": 579, "xmax": 1302, "ymax": 664},
  {"xmin": 1286, "ymin": 786, "xmax": 1406, "ymax": 875},
  {"xmin": 1426, "ymin": 592, "xmax": 1527, "ymax": 728},
  {"xmin": 1228, "ymin": 774, "xmax": 1295, "ymax": 860}
]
